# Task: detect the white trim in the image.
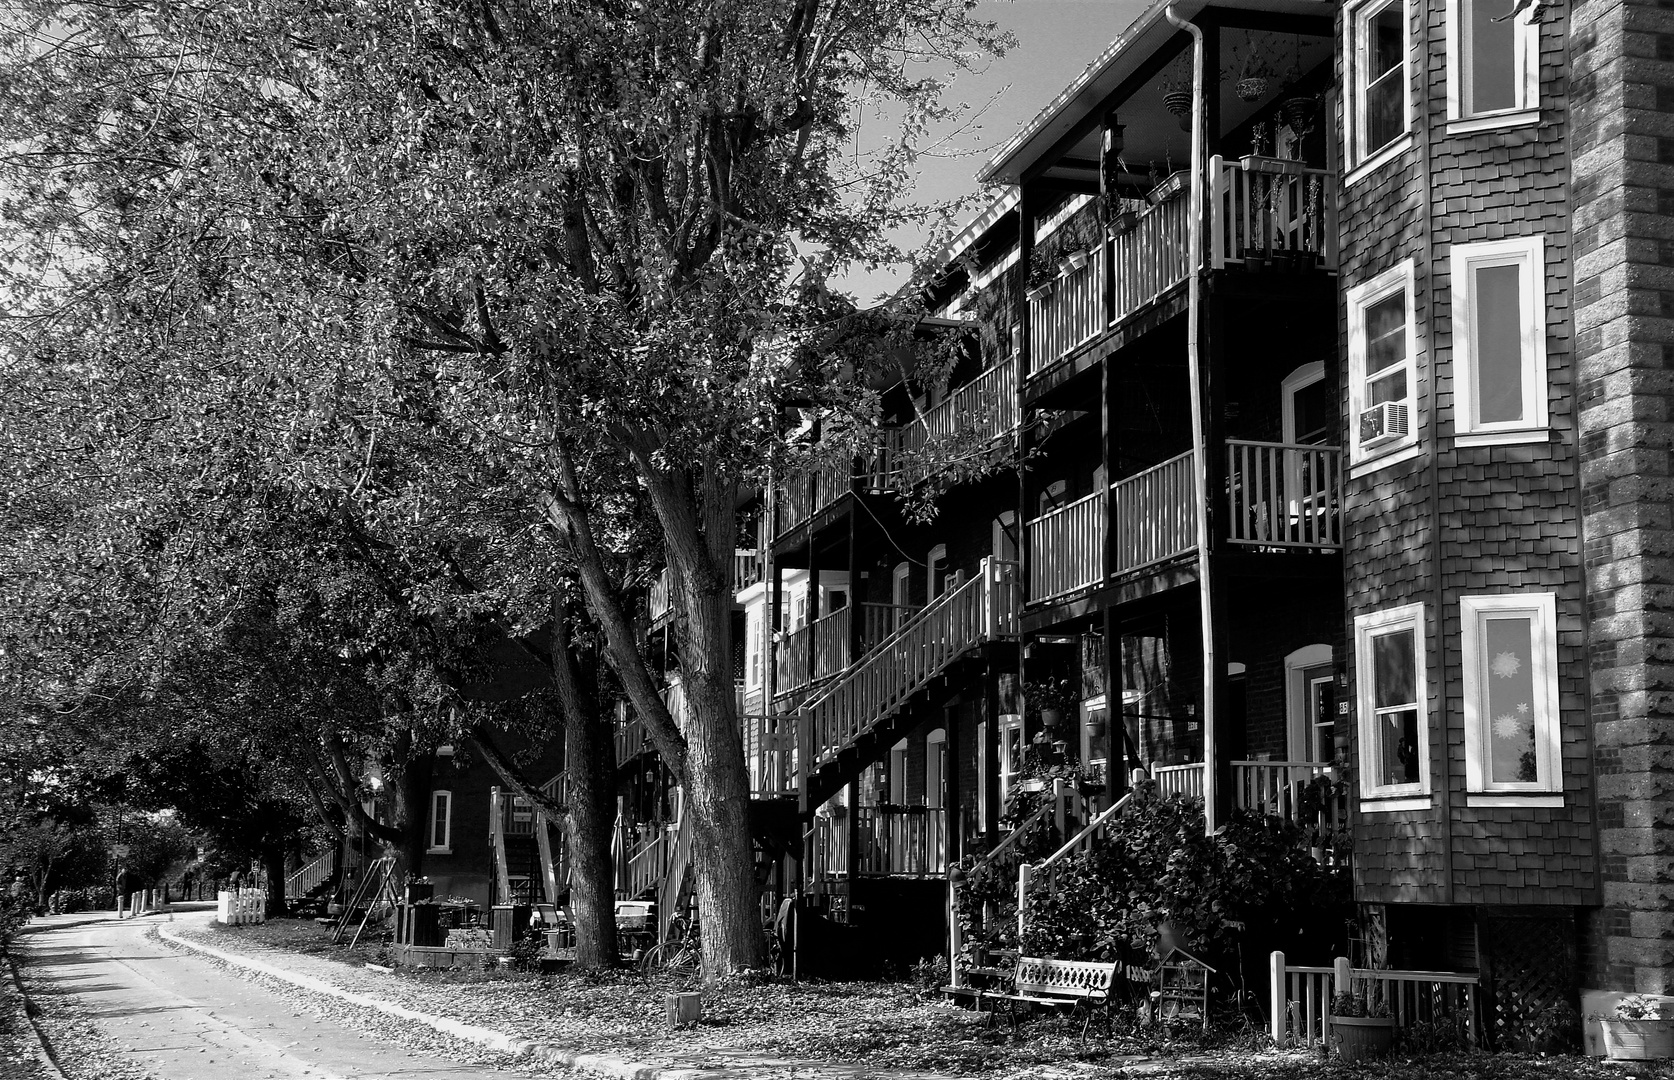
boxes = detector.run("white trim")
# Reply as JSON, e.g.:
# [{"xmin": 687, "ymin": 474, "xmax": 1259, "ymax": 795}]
[
  {"xmin": 1445, "ymin": 109, "xmax": 1541, "ymax": 135},
  {"xmin": 428, "ymin": 789, "xmax": 453, "ymax": 854},
  {"xmin": 1460, "ymin": 592, "xmax": 1562, "ymax": 796},
  {"xmin": 1347, "ymin": 260, "xmax": 1420, "ymax": 469},
  {"xmin": 1359, "ymin": 797, "xmax": 1433, "ymax": 813},
  {"xmin": 1346, "ymin": 0, "xmax": 1414, "ymax": 168},
  {"xmin": 926, "ymin": 544, "xmax": 949, "ymax": 603},
  {"xmin": 1282, "ymin": 362, "xmax": 1327, "ymax": 446},
  {"xmin": 1354, "ymin": 602, "xmax": 1430, "ymax": 800},
  {"xmin": 1446, "ymin": 0, "xmax": 1539, "ymax": 121},
  {"xmin": 1454, "ymin": 428, "xmax": 1551, "ymax": 448},
  {"xmin": 925, "ymin": 727, "xmax": 947, "ymax": 810},
  {"xmin": 1352, "ymin": 790, "xmax": 1432, "ymax": 810},
  {"xmin": 1466, "ymin": 794, "xmax": 1565, "ymax": 808},
  {"xmin": 1349, "ymin": 442, "xmax": 1426, "ymax": 479},
  {"xmin": 1284, "ymin": 644, "xmax": 1336, "ymax": 762},
  {"xmin": 892, "ymin": 562, "xmax": 912, "ymax": 610},
  {"xmin": 1450, "ymin": 235, "xmax": 1548, "ymax": 439},
  {"xmin": 1344, "ymin": 133, "xmax": 1416, "ymax": 187}
]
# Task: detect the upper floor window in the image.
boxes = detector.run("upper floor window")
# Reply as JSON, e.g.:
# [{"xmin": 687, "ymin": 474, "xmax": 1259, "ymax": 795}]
[
  {"xmin": 1348, "ymin": 0, "xmax": 1411, "ymax": 167},
  {"xmin": 1450, "ymin": 236, "xmax": 1548, "ymax": 443},
  {"xmin": 1461, "ymin": 593, "xmax": 1562, "ymax": 803},
  {"xmin": 1355, "ymin": 603, "xmax": 1430, "ymax": 804},
  {"xmin": 1347, "ymin": 261, "xmax": 1419, "ymax": 468},
  {"xmin": 1447, "ymin": 0, "xmax": 1539, "ymax": 125},
  {"xmin": 428, "ymin": 789, "xmax": 453, "ymax": 853}
]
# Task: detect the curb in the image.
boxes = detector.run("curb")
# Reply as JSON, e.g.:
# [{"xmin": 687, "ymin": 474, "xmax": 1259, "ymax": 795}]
[
  {"xmin": 5, "ymin": 954, "xmax": 69, "ymax": 1079},
  {"xmin": 154, "ymin": 924, "xmax": 703, "ymax": 1080}
]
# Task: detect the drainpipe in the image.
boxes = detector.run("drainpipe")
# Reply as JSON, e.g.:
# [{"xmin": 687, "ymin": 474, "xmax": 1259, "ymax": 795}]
[{"xmin": 1164, "ymin": 4, "xmax": 1218, "ymax": 836}]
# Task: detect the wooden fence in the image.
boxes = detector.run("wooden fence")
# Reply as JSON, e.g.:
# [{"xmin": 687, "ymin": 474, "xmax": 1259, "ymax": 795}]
[{"xmin": 1271, "ymin": 954, "xmax": 1479, "ymax": 1049}]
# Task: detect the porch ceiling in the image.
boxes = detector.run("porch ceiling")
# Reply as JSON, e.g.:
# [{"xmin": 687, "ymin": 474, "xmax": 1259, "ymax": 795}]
[{"xmin": 981, "ymin": 0, "xmax": 1335, "ymax": 187}]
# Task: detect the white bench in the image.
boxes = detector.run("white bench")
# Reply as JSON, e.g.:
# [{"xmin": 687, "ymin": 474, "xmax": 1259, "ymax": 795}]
[{"xmin": 978, "ymin": 956, "xmax": 1118, "ymax": 1035}]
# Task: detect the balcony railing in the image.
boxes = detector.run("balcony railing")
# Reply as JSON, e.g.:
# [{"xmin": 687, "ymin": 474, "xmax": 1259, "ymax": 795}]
[
  {"xmin": 1112, "ymin": 449, "xmax": 1198, "ymax": 573},
  {"xmin": 778, "ymin": 457, "xmax": 850, "ymax": 535},
  {"xmin": 746, "ymin": 712, "xmax": 795, "ymax": 797},
  {"xmin": 780, "ymin": 602, "xmax": 919, "ymax": 694},
  {"xmin": 1026, "ymin": 491, "xmax": 1104, "ymax": 602},
  {"xmin": 1030, "ymin": 244, "xmax": 1106, "ymax": 377},
  {"xmin": 649, "ymin": 549, "xmax": 762, "ymax": 622},
  {"xmin": 1025, "ymin": 159, "xmax": 1339, "ymax": 379},
  {"xmin": 1226, "ymin": 441, "xmax": 1342, "ymax": 550},
  {"xmin": 1231, "ymin": 760, "xmax": 1346, "ymax": 831},
  {"xmin": 1211, "ymin": 156, "xmax": 1338, "ymax": 270},
  {"xmin": 855, "ymin": 805, "xmax": 948, "ymax": 877},
  {"xmin": 892, "ymin": 356, "xmax": 1020, "ymax": 483},
  {"xmin": 1151, "ymin": 761, "xmax": 1206, "ymax": 800}
]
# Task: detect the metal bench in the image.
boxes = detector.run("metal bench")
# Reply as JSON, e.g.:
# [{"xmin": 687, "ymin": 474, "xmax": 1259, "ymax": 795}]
[{"xmin": 977, "ymin": 956, "xmax": 1119, "ymax": 1035}]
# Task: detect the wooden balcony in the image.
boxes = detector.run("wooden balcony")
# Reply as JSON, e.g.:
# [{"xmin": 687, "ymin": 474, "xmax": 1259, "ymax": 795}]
[
  {"xmin": 778, "ymin": 602, "xmax": 917, "ymax": 695},
  {"xmin": 1225, "ymin": 441, "xmax": 1342, "ymax": 550},
  {"xmin": 890, "ymin": 356, "xmax": 1020, "ymax": 485},
  {"xmin": 649, "ymin": 549, "xmax": 761, "ymax": 623},
  {"xmin": 1210, "ymin": 156, "xmax": 1338, "ymax": 270},
  {"xmin": 1231, "ymin": 760, "xmax": 1346, "ymax": 832},
  {"xmin": 810, "ymin": 806, "xmax": 948, "ymax": 879},
  {"xmin": 777, "ymin": 457, "xmax": 850, "ymax": 536},
  {"xmin": 1027, "ymin": 442, "xmax": 1340, "ymax": 606},
  {"xmin": 746, "ymin": 712, "xmax": 795, "ymax": 798},
  {"xmin": 1027, "ymin": 491, "xmax": 1104, "ymax": 602},
  {"xmin": 1026, "ymin": 160, "xmax": 1338, "ymax": 379},
  {"xmin": 1112, "ymin": 450, "xmax": 1198, "ymax": 573}
]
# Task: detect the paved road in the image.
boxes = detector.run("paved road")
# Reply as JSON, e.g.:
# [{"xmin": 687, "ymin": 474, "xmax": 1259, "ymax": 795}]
[{"xmin": 15, "ymin": 909, "xmax": 514, "ymax": 1080}]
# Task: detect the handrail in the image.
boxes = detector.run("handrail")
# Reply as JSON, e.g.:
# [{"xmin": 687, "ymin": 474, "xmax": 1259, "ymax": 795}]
[
  {"xmin": 1039, "ymin": 791, "xmax": 1133, "ymax": 870},
  {"xmin": 969, "ymin": 794, "xmax": 1056, "ymax": 874}
]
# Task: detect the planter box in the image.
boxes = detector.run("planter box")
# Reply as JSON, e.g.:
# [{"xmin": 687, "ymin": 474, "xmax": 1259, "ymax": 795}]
[
  {"xmin": 1025, "ymin": 282, "xmax": 1055, "ymax": 303},
  {"xmin": 1147, "ymin": 171, "xmax": 1187, "ymax": 205},
  {"xmin": 1330, "ymin": 1014, "xmax": 1394, "ymax": 1062},
  {"xmin": 1601, "ymin": 1018, "xmax": 1674, "ymax": 1060}
]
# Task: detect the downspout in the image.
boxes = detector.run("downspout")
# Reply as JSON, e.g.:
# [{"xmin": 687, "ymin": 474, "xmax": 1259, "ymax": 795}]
[{"xmin": 1164, "ymin": 5, "xmax": 1217, "ymax": 836}]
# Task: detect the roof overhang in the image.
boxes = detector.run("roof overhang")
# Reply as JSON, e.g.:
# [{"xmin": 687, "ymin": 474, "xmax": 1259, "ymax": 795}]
[{"xmin": 979, "ymin": 0, "xmax": 1336, "ymax": 186}]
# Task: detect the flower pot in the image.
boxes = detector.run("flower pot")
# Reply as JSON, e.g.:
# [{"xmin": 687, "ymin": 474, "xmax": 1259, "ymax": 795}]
[
  {"xmin": 1025, "ymin": 282, "xmax": 1055, "ymax": 303},
  {"xmin": 1330, "ymin": 1014, "xmax": 1395, "ymax": 1062},
  {"xmin": 1040, "ymin": 707, "xmax": 1064, "ymax": 729},
  {"xmin": 1163, "ymin": 89, "xmax": 1192, "ymax": 118},
  {"xmin": 1058, "ymin": 249, "xmax": 1089, "ymax": 275},
  {"xmin": 1601, "ymin": 1018, "xmax": 1674, "ymax": 1060},
  {"xmin": 1018, "ymin": 778, "xmax": 1048, "ymax": 793},
  {"xmin": 1110, "ymin": 211, "xmax": 1139, "ymax": 235},
  {"xmin": 1147, "ymin": 172, "xmax": 1186, "ymax": 206}
]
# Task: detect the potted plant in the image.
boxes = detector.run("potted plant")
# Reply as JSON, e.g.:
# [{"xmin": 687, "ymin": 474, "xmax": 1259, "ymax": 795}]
[
  {"xmin": 1229, "ymin": 41, "xmax": 1275, "ymax": 102},
  {"xmin": 1025, "ymin": 248, "xmax": 1057, "ymax": 302},
  {"xmin": 1030, "ymin": 677, "xmax": 1079, "ymax": 731},
  {"xmin": 1330, "ymin": 990, "xmax": 1395, "ymax": 1062},
  {"xmin": 1600, "ymin": 996, "xmax": 1674, "ymax": 1060}
]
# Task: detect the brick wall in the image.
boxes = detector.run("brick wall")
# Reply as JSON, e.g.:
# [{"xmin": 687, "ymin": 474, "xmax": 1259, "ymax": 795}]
[{"xmin": 1571, "ymin": 0, "xmax": 1674, "ymax": 995}]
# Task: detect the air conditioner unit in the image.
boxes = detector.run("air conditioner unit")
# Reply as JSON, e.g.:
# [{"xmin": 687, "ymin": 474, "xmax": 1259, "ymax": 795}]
[{"xmin": 1358, "ymin": 401, "xmax": 1410, "ymax": 447}]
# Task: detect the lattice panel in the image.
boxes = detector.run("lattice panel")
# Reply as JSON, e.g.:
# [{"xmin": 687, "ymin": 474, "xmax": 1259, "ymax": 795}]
[
  {"xmin": 1482, "ymin": 913, "xmax": 1575, "ymax": 1051},
  {"xmin": 1015, "ymin": 956, "xmax": 1116, "ymax": 997}
]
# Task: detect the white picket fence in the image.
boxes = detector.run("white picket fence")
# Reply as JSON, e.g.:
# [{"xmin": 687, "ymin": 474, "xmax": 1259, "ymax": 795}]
[{"xmin": 217, "ymin": 889, "xmax": 268, "ymax": 925}]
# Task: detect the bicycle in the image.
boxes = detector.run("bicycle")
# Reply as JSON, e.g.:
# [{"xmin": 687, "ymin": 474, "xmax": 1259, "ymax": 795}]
[{"xmin": 640, "ymin": 915, "xmax": 701, "ymax": 978}]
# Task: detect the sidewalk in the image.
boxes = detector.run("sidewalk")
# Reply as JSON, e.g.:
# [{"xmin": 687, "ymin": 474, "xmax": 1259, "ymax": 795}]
[{"xmin": 157, "ymin": 913, "xmax": 993, "ymax": 1080}]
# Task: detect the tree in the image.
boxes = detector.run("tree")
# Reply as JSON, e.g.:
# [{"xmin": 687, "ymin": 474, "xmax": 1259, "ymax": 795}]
[{"xmin": 0, "ymin": 0, "xmax": 1005, "ymax": 976}]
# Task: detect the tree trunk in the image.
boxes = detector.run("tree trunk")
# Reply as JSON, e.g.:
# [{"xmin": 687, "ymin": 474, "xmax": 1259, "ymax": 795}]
[
  {"xmin": 565, "ymin": 708, "xmax": 620, "ymax": 968},
  {"xmin": 262, "ymin": 841, "xmax": 288, "ymax": 917}
]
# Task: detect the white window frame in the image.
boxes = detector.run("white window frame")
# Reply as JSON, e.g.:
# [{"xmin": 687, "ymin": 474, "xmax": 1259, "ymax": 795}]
[
  {"xmin": 1445, "ymin": 0, "xmax": 1539, "ymax": 130},
  {"xmin": 428, "ymin": 789, "xmax": 452, "ymax": 853},
  {"xmin": 1354, "ymin": 603, "xmax": 1431, "ymax": 808},
  {"xmin": 1460, "ymin": 592, "xmax": 1562, "ymax": 804},
  {"xmin": 1347, "ymin": 260, "xmax": 1421, "ymax": 473},
  {"xmin": 1450, "ymin": 236, "xmax": 1548, "ymax": 445},
  {"xmin": 1346, "ymin": 0, "xmax": 1414, "ymax": 176},
  {"xmin": 927, "ymin": 544, "xmax": 949, "ymax": 602},
  {"xmin": 925, "ymin": 727, "xmax": 947, "ymax": 810},
  {"xmin": 1284, "ymin": 643, "xmax": 1336, "ymax": 762}
]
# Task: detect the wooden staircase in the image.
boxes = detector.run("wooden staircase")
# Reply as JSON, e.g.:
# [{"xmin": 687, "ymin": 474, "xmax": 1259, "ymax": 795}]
[{"xmin": 795, "ymin": 557, "xmax": 1020, "ymax": 812}]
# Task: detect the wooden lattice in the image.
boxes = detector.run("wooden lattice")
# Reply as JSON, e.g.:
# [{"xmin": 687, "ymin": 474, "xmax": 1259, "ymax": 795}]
[
  {"xmin": 1015, "ymin": 956, "xmax": 1117, "ymax": 999},
  {"xmin": 1481, "ymin": 912, "xmax": 1576, "ymax": 1052}
]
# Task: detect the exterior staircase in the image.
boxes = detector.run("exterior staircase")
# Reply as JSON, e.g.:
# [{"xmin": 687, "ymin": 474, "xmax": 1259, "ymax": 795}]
[{"xmin": 795, "ymin": 557, "xmax": 1020, "ymax": 813}]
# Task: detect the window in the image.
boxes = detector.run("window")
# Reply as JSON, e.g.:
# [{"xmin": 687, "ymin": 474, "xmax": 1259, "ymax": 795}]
[
  {"xmin": 889, "ymin": 740, "xmax": 909, "ymax": 803},
  {"xmin": 925, "ymin": 728, "xmax": 946, "ymax": 810},
  {"xmin": 1347, "ymin": 261, "xmax": 1419, "ymax": 467},
  {"xmin": 927, "ymin": 544, "xmax": 949, "ymax": 602},
  {"xmin": 1450, "ymin": 236, "xmax": 1547, "ymax": 443},
  {"xmin": 1447, "ymin": 0, "xmax": 1538, "ymax": 125},
  {"xmin": 1349, "ymin": 0, "xmax": 1411, "ymax": 167},
  {"xmin": 428, "ymin": 790, "xmax": 452, "ymax": 853},
  {"xmin": 1354, "ymin": 604, "xmax": 1429, "ymax": 804},
  {"xmin": 1461, "ymin": 593, "xmax": 1562, "ymax": 801}
]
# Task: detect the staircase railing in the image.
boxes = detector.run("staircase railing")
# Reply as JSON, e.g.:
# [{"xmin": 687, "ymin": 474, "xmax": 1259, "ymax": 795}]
[
  {"xmin": 798, "ymin": 558, "xmax": 1020, "ymax": 772},
  {"xmin": 285, "ymin": 849, "xmax": 337, "ymax": 899},
  {"xmin": 1016, "ymin": 792, "xmax": 1134, "ymax": 939}
]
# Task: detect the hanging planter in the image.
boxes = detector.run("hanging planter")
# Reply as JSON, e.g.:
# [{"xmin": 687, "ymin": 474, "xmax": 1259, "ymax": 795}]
[
  {"xmin": 1058, "ymin": 249, "xmax": 1089, "ymax": 275},
  {"xmin": 1281, "ymin": 93, "xmax": 1317, "ymax": 133},
  {"xmin": 1163, "ymin": 89, "xmax": 1192, "ymax": 124},
  {"xmin": 1025, "ymin": 280, "xmax": 1056, "ymax": 304},
  {"xmin": 1147, "ymin": 171, "xmax": 1188, "ymax": 206},
  {"xmin": 1110, "ymin": 210, "xmax": 1139, "ymax": 235},
  {"xmin": 1235, "ymin": 76, "xmax": 1268, "ymax": 102}
]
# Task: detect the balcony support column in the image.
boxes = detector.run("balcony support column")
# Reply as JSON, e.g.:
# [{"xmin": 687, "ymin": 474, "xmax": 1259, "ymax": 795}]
[{"xmin": 806, "ymin": 531, "xmax": 821, "ymax": 691}]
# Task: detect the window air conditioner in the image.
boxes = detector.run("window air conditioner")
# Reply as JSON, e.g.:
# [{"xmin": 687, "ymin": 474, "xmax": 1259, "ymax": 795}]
[{"xmin": 1358, "ymin": 401, "xmax": 1410, "ymax": 447}]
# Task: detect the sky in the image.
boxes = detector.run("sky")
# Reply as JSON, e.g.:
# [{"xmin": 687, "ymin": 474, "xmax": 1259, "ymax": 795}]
[{"xmin": 836, "ymin": 0, "xmax": 1152, "ymax": 304}]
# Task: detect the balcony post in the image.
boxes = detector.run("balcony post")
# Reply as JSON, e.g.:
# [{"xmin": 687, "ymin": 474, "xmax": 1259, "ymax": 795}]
[{"xmin": 805, "ymin": 528, "xmax": 820, "ymax": 690}]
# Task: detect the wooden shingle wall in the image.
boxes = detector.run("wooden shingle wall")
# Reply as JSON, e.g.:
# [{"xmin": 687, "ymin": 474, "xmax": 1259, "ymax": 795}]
[
  {"xmin": 1570, "ymin": 0, "xmax": 1674, "ymax": 996},
  {"xmin": 1341, "ymin": 0, "xmax": 1597, "ymax": 905}
]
